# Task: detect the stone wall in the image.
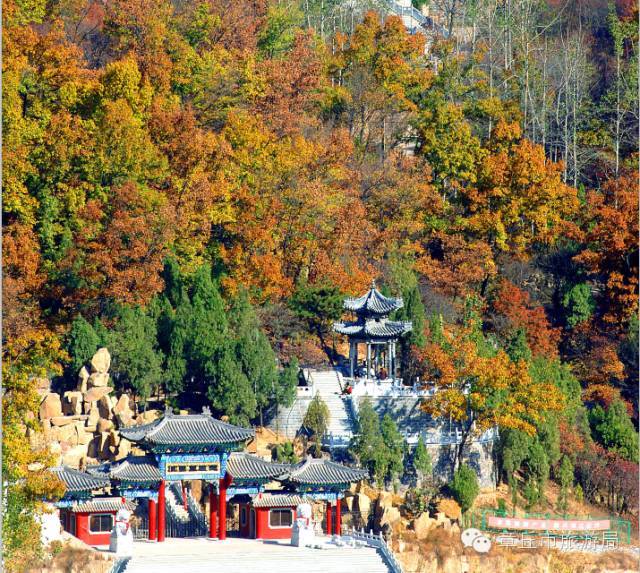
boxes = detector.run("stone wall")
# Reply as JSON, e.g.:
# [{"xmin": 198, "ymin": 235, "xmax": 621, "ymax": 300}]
[{"xmin": 427, "ymin": 439, "xmax": 496, "ymax": 489}]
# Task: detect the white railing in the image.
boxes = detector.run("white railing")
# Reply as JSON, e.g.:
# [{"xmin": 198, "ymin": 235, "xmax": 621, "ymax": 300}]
[
  {"xmin": 347, "ymin": 527, "xmax": 403, "ymax": 573},
  {"xmin": 344, "ymin": 378, "xmax": 435, "ymax": 398},
  {"xmin": 322, "ymin": 431, "xmax": 352, "ymax": 448}
]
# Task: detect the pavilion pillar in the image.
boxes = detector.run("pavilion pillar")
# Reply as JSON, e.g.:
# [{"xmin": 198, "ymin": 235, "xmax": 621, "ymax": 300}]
[
  {"xmin": 366, "ymin": 344, "xmax": 371, "ymax": 380},
  {"xmin": 148, "ymin": 498, "xmax": 157, "ymax": 541},
  {"xmin": 157, "ymin": 480, "xmax": 166, "ymax": 542},
  {"xmin": 218, "ymin": 478, "xmax": 227, "ymax": 540},
  {"xmin": 325, "ymin": 501, "xmax": 332, "ymax": 535},
  {"xmin": 208, "ymin": 484, "xmax": 218, "ymax": 539},
  {"xmin": 391, "ymin": 342, "xmax": 396, "ymax": 384},
  {"xmin": 387, "ymin": 341, "xmax": 392, "ymax": 381},
  {"xmin": 335, "ymin": 499, "xmax": 342, "ymax": 536},
  {"xmin": 349, "ymin": 341, "xmax": 355, "ymax": 378}
]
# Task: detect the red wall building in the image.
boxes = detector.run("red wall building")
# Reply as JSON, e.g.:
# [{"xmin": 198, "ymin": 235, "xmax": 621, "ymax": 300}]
[
  {"xmin": 60, "ymin": 498, "xmax": 135, "ymax": 547},
  {"xmin": 237, "ymin": 494, "xmax": 307, "ymax": 540}
]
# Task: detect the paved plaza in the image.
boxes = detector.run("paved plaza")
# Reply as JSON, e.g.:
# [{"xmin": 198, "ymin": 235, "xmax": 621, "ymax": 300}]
[{"xmin": 122, "ymin": 537, "xmax": 390, "ymax": 573}]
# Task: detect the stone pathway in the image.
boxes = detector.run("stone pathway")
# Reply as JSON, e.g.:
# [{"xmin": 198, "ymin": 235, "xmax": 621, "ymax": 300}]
[{"xmin": 123, "ymin": 537, "xmax": 390, "ymax": 573}]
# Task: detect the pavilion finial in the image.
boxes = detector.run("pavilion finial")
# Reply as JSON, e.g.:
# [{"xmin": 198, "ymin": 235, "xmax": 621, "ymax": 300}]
[
  {"xmin": 164, "ymin": 403, "xmax": 174, "ymax": 417},
  {"xmin": 371, "ymin": 278, "xmax": 377, "ymax": 290},
  {"xmin": 202, "ymin": 405, "xmax": 211, "ymax": 416}
]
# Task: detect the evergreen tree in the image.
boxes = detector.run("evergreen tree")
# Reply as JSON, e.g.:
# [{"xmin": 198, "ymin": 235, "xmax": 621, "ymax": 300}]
[
  {"xmin": 67, "ymin": 315, "xmax": 100, "ymax": 373},
  {"xmin": 164, "ymin": 297, "xmax": 191, "ymax": 395},
  {"xmin": 352, "ymin": 399, "xmax": 388, "ymax": 486},
  {"xmin": 276, "ymin": 358, "xmax": 299, "ymax": 409},
  {"xmin": 562, "ymin": 283, "xmax": 595, "ymax": 328},
  {"xmin": 525, "ymin": 441, "xmax": 550, "ymax": 506},
  {"xmin": 557, "ymin": 455, "xmax": 574, "ymax": 513},
  {"xmin": 381, "ymin": 414, "xmax": 404, "ymax": 482},
  {"xmin": 449, "ymin": 464, "xmax": 479, "ymax": 513},
  {"xmin": 229, "ymin": 291, "xmax": 278, "ymax": 424},
  {"xmin": 506, "ymin": 327, "xmax": 532, "ymax": 363},
  {"xmin": 413, "ymin": 436, "xmax": 433, "ymax": 484},
  {"xmin": 589, "ymin": 400, "xmax": 639, "ymax": 462},
  {"xmin": 205, "ymin": 342, "xmax": 256, "ymax": 426},
  {"xmin": 303, "ymin": 394, "xmax": 330, "ymax": 456},
  {"xmin": 106, "ymin": 306, "xmax": 164, "ymax": 403}
]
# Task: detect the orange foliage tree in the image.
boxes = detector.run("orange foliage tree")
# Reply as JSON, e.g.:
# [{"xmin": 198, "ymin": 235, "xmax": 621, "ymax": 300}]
[
  {"xmin": 491, "ymin": 279, "xmax": 561, "ymax": 358},
  {"xmin": 418, "ymin": 322, "xmax": 563, "ymax": 468}
]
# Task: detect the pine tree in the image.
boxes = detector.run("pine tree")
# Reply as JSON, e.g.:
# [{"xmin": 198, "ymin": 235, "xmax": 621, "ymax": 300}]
[
  {"xmin": 205, "ymin": 342, "xmax": 256, "ymax": 426},
  {"xmin": 557, "ymin": 455, "xmax": 574, "ymax": 513},
  {"xmin": 381, "ymin": 414, "xmax": 404, "ymax": 482},
  {"xmin": 413, "ymin": 436, "xmax": 433, "ymax": 485},
  {"xmin": 352, "ymin": 399, "xmax": 388, "ymax": 486},
  {"xmin": 276, "ymin": 358, "xmax": 299, "ymax": 409},
  {"xmin": 229, "ymin": 291, "xmax": 278, "ymax": 424},
  {"xmin": 67, "ymin": 315, "xmax": 100, "ymax": 373},
  {"xmin": 303, "ymin": 394, "xmax": 330, "ymax": 456},
  {"xmin": 106, "ymin": 306, "xmax": 164, "ymax": 403},
  {"xmin": 449, "ymin": 464, "xmax": 479, "ymax": 513}
]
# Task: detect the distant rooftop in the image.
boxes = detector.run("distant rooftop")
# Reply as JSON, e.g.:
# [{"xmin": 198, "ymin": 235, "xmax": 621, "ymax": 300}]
[
  {"xmin": 51, "ymin": 465, "xmax": 110, "ymax": 493},
  {"xmin": 343, "ymin": 281, "xmax": 403, "ymax": 317}
]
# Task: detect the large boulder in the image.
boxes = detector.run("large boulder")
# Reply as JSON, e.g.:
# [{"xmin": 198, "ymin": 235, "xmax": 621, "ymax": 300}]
[
  {"xmin": 35, "ymin": 377, "xmax": 52, "ymax": 399},
  {"xmin": 88, "ymin": 372, "xmax": 110, "ymax": 388},
  {"xmin": 77, "ymin": 366, "xmax": 90, "ymax": 392},
  {"xmin": 39, "ymin": 393, "xmax": 63, "ymax": 420},
  {"xmin": 354, "ymin": 493, "xmax": 372, "ymax": 515},
  {"xmin": 116, "ymin": 438, "xmax": 131, "ymax": 460},
  {"xmin": 62, "ymin": 444, "xmax": 89, "ymax": 468},
  {"xmin": 376, "ymin": 492, "xmax": 393, "ymax": 515},
  {"xmin": 412, "ymin": 513, "xmax": 437, "ymax": 540},
  {"xmin": 141, "ymin": 409, "xmax": 161, "ymax": 423},
  {"xmin": 75, "ymin": 422, "xmax": 93, "ymax": 445},
  {"xmin": 53, "ymin": 423, "xmax": 79, "ymax": 444},
  {"xmin": 97, "ymin": 418, "xmax": 113, "ymax": 433},
  {"xmin": 86, "ymin": 405, "xmax": 100, "ymax": 432},
  {"xmin": 90, "ymin": 348, "xmax": 111, "ymax": 374},
  {"xmin": 63, "ymin": 391, "xmax": 83, "ymax": 415},
  {"xmin": 97, "ymin": 395, "xmax": 113, "ymax": 419},
  {"xmin": 379, "ymin": 506, "xmax": 401, "ymax": 528},
  {"xmin": 113, "ymin": 394, "xmax": 132, "ymax": 416},
  {"xmin": 50, "ymin": 416, "xmax": 75, "ymax": 427},
  {"xmin": 84, "ymin": 386, "xmax": 113, "ymax": 403}
]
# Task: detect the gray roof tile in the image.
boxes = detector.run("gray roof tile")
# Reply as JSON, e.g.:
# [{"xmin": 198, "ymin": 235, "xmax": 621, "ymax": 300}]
[
  {"xmin": 51, "ymin": 466, "xmax": 110, "ymax": 493},
  {"xmin": 120, "ymin": 410, "xmax": 254, "ymax": 447},
  {"xmin": 109, "ymin": 456, "xmax": 162, "ymax": 482},
  {"xmin": 344, "ymin": 285, "xmax": 403, "ymax": 316},
  {"xmin": 288, "ymin": 457, "xmax": 369, "ymax": 485},
  {"xmin": 71, "ymin": 497, "xmax": 136, "ymax": 513},
  {"xmin": 252, "ymin": 493, "xmax": 309, "ymax": 508},
  {"xmin": 227, "ymin": 453, "xmax": 291, "ymax": 481},
  {"xmin": 334, "ymin": 319, "xmax": 412, "ymax": 338}
]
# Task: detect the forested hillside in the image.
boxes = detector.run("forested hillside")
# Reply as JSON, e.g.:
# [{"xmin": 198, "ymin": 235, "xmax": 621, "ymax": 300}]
[{"xmin": 2, "ymin": 0, "xmax": 638, "ymax": 567}]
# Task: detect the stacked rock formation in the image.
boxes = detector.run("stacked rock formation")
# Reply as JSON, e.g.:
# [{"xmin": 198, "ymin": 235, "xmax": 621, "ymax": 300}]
[{"xmin": 37, "ymin": 348, "xmax": 138, "ymax": 468}]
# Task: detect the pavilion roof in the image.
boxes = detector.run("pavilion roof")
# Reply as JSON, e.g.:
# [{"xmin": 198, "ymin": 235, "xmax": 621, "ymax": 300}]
[
  {"xmin": 70, "ymin": 497, "xmax": 136, "ymax": 513},
  {"xmin": 119, "ymin": 407, "xmax": 254, "ymax": 449},
  {"xmin": 333, "ymin": 319, "xmax": 412, "ymax": 339},
  {"xmin": 287, "ymin": 457, "xmax": 369, "ymax": 486},
  {"xmin": 92, "ymin": 456, "xmax": 162, "ymax": 483},
  {"xmin": 227, "ymin": 453, "xmax": 291, "ymax": 481},
  {"xmin": 252, "ymin": 493, "xmax": 309, "ymax": 508},
  {"xmin": 51, "ymin": 466, "xmax": 110, "ymax": 493},
  {"xmin": 343, "ymin": 282, "xmax": 403, "ymax": 317}
]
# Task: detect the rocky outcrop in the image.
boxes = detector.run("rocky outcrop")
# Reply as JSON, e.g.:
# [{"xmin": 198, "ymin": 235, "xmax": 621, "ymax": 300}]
[{"xmin": 38, "ymin": 348, "xmax": 138, "ymax": 468}]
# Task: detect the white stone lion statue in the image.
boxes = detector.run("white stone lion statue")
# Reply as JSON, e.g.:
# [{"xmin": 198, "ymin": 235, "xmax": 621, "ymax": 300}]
[
  {"xmin": 110, "ymin": 507, "xmax": 134, "ymax": 556},
  {"xmin": 291, "ymin": 503, "xmax": 315, "ymax": 547}
]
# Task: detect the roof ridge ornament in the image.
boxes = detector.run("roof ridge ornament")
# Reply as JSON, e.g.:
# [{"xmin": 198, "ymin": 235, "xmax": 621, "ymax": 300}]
[
  {"xmin": 371, "ymin": 278, "xmax": 377, "ymax": 290},
  {"xmin": 164, "ymin": 403, "xmax": 173, "ymax": 417},
  {"xmin": 202, "ymin": 405, "xmax": 212, "ymax": 416}
]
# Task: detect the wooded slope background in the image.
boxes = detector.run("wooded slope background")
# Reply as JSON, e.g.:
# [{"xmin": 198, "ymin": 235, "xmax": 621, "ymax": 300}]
[{"xmin": 2, "ymin": 0, "xmax": 638, "ymax": 568}]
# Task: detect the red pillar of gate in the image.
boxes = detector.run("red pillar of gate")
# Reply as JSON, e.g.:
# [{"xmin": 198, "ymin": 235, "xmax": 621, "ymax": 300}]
[
  {"xmin": 148, "ymin": 498, "xmax": 157, "ymax": 541},
  {"xmin": 209, "ymin": 484, "xmax": 218, "ymax": 539},
  {"xmin": 326, "ymin": 501, "xmax": 332, "ymax": 535},
  {"xmin": 157, "ymin": 480, "xmax": 166, "ymax": 542},
  {"xmin": 218, "ymin": 475, "xmax": 230, "ymax": 540},
  {"xmin": 335, "ymin": 499, "xmax": 342, "ymax": 536}
]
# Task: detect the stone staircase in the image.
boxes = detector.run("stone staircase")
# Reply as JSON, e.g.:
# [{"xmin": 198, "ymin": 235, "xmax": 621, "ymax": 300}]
[
  {"xmin": 268, "ymin": 397, "xmax": 313, "ymax": 440},
  {"xmin": 309, "ymin": 370, "xmax": 355, "ymax": 446}
]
